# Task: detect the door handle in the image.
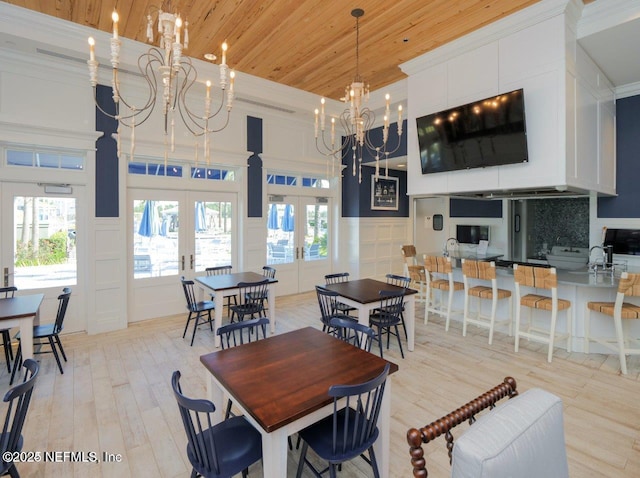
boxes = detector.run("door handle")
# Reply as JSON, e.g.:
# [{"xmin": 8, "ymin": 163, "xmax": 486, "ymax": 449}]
[
  {"xmin": 181, "ymin": 255, "xmax": 185, "ymax": 271},
  {"xmin": 190, "ymin": 254, "xmax": 194, "ymax": 269},
  {"xmin": 296, "ymin": 247, "xmax": 299, "ymax": 260},
  {"xmin": 301, "ymin": 247, "xmax": 305, "ymax": 260},
  {"xmin": 3, "ymin": 267, "xmax": 8, "ymax": 287}
]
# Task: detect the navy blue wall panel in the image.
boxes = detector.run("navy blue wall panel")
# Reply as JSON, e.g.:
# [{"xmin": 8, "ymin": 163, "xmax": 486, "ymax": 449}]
[
  {"xmin": 360, "ymin": 120, "xmax": 407, "ymax": 164},
  {"xmin": 247, "ymin": 116, "xmax": 263, "ymax": 155},
  {"xmin": 247, "ymin": 116, "xmax": 263, "ymax": 218},
  {"xmin": 598, "ymin": 95, "xmax": 640, "ymax": 218},
  {"xmin": 450, "ymin": 198, "xmax": 503, "ymax": 218},
  {"xmin": 95, "ymin": 84, "xmax": 119, "ymax": 218},
  {"xmin": 342, "ymin": 165, "xmax": 409, "ymax": 218},
  {"xmin": 341, "ymin": 119, "xmax": 409, "ymax": 217}
]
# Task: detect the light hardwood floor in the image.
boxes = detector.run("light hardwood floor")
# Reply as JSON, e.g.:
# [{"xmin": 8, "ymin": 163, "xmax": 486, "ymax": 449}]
[{"xmin": 2, "ymin": 291, "xmax": 639, "ymax": 477}]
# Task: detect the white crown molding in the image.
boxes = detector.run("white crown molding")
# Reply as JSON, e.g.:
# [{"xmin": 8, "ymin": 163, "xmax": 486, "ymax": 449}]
[
  {"xmin": 0, "ymin": 120, "xmax": 101, "ymax": 146},
  {"xmin": 400, "ymin": 0, "xmax": 571, "ymax": 76},
  {"xmin": 577, "ymin": 0, "xmax": 640, "ymax": 38},
  {"xmin": 615, "ymin": 81, "xmax": 640, "ymax": 99}
]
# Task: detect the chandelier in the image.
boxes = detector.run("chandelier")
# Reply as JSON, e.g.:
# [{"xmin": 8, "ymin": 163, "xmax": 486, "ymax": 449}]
[
  {"xmin": 87, "ymin": 2, "xmax": 235, "ymax": 166},
  {"xmin": 314, "ymin": 8, "xmax": 403, "ymax": 183}
]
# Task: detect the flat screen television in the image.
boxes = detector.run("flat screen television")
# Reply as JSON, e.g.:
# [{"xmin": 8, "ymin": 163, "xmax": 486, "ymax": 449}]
[
  {"xmin": 604, "ymin": 228, "xmax": 640, "ymax": 255},
  {"xmin": 416, "ymin": 88, "xmax": 528, "ymax": 174},
  {"xmin": 456, "ymin": 225, "xmax": 489, "ymax": 245}
]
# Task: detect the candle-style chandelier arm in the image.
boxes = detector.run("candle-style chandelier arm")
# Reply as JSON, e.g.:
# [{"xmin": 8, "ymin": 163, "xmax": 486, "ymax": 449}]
[
  {"xmin": 363, "ymin": 119, "xmax": 404, "ymax": 158},
  {"xmin": 117, "ymin": 49, "xmax": 164, "ymax": 114},
  {"xmin": 174, "ymin": 62, "xmax": 230, "ymax": 136}
]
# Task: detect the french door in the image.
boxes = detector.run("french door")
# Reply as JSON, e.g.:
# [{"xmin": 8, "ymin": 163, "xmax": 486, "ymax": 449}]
[
  {"xmin": 266, "ymin": 196, "xmax": 331, "ymax": 293},
  {"xmin": 129, "ymin": 188, "xmax": 237, "ymax": 322},
  {"xmin": 0, "ymin": 182, "xmax": 86, "ymax": 333}
]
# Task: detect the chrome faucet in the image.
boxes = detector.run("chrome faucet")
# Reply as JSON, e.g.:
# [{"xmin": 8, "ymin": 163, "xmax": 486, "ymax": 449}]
[
  {"xmin": 588, "ymin": 245, "xmax": 606, "ymax": 273},
  {"xmin": 443, "ymin": 237, "xmax": 459, "ymax": 257}
]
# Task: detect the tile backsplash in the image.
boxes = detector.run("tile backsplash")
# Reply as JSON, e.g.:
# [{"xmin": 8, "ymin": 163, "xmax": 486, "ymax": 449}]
[{"xmin": 528, "ymin": 198, "xmax": 589, "ymax": 255}]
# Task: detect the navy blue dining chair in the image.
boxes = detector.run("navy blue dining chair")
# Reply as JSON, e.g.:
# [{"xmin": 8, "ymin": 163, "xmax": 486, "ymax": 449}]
[
  {"xmin": 1, "ymin": 359, "xmax": 39, "ymax": 478},
  {"xmin": 229, "ymin": 279, "xmax": 269, "ymax": 323},
  {"xmin": 10, "ymin": 287, "xmax": 71, "ymax": 385},
  {"xmin": 385, "ymin": 273, "xmax": 411, "ymax": 339},
  {"xmin": 316, "ymin": 286, "xmax": 357, "ymax": 334},
  {"xmin": 295, "ymin": 363, "xmax": 391, "ymax": 478},
  {"xmin": 171, "ymin": 370, "xmax": 262, "ymax": 478},
  {"xmin": 180, "ymin": 277, "xmax": 214, "ymax": 346},
  {"xmin": 0, "ymin": 286, "xmax": 18, "ymax": 373},
  {"xmin": 369, "ymin": 289, "xmax": 406, "ymax": 358}
]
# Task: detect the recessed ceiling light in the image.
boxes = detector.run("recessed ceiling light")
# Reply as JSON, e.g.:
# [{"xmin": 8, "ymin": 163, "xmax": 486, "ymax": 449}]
[
  {"xmin": 398, "ymin": 163, "xmax": 406, "ymax": 168},
  {"xmin": 204, "ymin": 53, "xmax": 217, "ymax": 61}
]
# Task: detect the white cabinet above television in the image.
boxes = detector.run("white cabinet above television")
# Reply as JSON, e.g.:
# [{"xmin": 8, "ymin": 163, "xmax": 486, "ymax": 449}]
[{"xmin": 402, "ymin": 4, "xmax": 615, "ymax": 198}]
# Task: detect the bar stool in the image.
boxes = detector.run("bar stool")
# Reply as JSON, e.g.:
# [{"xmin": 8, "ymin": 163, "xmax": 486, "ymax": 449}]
[
  {"xmin": 423, "ymin": 255, "xmax": 463, "ymax": 331},
  {"xmin": 407, "ymin": 265, "xmax": 428, "ymax": 307},
  {"xmin": 401, "ymin": 245, "xmax": 418, "ymax": 276},
  {"xmin": 513, "ymin": 264, "xmax": 572, "ymax": 363},
  {"xmin": 461, "ymin": 259, "xmax": 512, "ymax": 345},
  {"xmin": 585, "ymin": 272, "xmax": 640, "ymax": 375}
]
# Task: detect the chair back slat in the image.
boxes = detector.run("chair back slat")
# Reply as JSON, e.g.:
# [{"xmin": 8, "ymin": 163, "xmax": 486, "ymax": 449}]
[
  {"xmin": 316, "ymin": 285, "xmax": 350, "ymax": 328},
  {"xmin": 217, "ymin": 318, "xmax": 269, "ymax": 349},
  {"xmin": 0, "ymin": 359, "xmax": 39, "ymax": 467},
  {"xmin": 238, "ymin": 279, "xmax": 269, "ymax": 307},
  {"xmin": 262, "ymin": 266, "xmax": 276, "ymax": 279},
  {"xmin": 329, "ymin": 317, "xmax": 375, "ymax": 352},
  {"xmin": 377, "ymin": 290, "xmax": 405, "ymax": 324},
  {"xmin": 618, "ymin": 272, "xmax": 640, "ymax": 296},
  {"xmin": 180, "ymin": 277, "xmax": 197, "ymax": 311},
  {"xmin": 513, "ymin": 264, "xmax": 557, "ymax": 289},
  {"xmin": 325, "ymin": 272, "xmax": 349, "ymax": 285},
  {"xmin": 407, "ymin": 265, "xmax": 426, "ymax": 282},
  {"xmin": 0, "ymin": 287, "xmax": 17, "ymax": 299},
  {"xmin": 386, "ymin": 274, "xmax": 410, "ymax": 289},
  {"xmin": 205, "ymin": 265, "xmax": 232, "ymax": 276},
  {"xmin": 462, "ymin": 259, "xmax": 496, "ymax": 280},
  {"xmin": 53, "ymin": 288, "xmax": 72, "ymax": 334},
  {"xmin": 401, "ymin": 245, "xmax": 417, "ymax": 258},
  {"xmin": 328, "ymin": 363, "xmax": 390, "ymax": 456},
  {"xmin": 424, "ymin": 255, "xmax": 453, "ymax": 274}
]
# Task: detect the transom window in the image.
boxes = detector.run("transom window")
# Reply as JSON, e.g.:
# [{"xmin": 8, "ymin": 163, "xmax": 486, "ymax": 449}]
[
  {"xmin": 267, "ymin": 173, "xmax": 330, "ymax": 189},
  {"xmin": 6, "ymin": 147, "xmax": 84, "ymax": 170},
  {"xmin": 128, "ymin": 159, "xmax": 237, "ymax": 181}
]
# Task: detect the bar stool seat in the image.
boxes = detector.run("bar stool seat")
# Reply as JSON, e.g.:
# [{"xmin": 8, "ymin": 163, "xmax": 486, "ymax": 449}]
[
  {"xmin": 462, "ymin": 259, "xmax": 512, "ymax": 345},
  {"xmin": 514, "ymin": 264, "xmax": 572, "ymax": 363},
  {"xmin": 585, "ymin": 272, "xmax": 640, "ymax": 374}
]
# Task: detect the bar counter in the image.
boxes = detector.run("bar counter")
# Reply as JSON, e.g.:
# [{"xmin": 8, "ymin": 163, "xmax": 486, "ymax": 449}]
[{"xmin": 419, "ymin": 254, "xmax": 640, "ymax": 354}]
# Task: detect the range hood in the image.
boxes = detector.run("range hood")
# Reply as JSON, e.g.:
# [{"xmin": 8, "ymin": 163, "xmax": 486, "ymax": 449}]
[{"xmin": 447, "ymin": 186, "xmax": 591, "ymax": 200}]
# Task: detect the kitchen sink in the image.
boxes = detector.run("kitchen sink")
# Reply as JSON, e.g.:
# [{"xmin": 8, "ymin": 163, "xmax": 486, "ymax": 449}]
[{"xmin": 545, "ymin": 246, "xmax": 588, "ymax": 270}]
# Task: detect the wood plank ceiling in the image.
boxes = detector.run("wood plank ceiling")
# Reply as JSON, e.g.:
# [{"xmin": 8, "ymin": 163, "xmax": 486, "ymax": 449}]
[{"xmin": 3, "ymin": 0, "xmax": 594, "ymax": 100}]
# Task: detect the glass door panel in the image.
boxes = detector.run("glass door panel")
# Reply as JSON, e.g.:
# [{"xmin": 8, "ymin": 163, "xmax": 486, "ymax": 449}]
[
  {"xmin": 302, "ymin": 202, "xmax": 328, "ymax": 261},
  {"xmin": 266, "ymin": 202, "xmax": 295, "ymax": 266},
  {"xmin": 12, "ymin": 196, "xmax": 77, "ymax": 289},
  {"xmin": 194, "ymin": 200, "xmax": 233, "ymax": 272},
  {"xmin": 133, "ymin": 199, "xmax": 179, "ymax": 279}
]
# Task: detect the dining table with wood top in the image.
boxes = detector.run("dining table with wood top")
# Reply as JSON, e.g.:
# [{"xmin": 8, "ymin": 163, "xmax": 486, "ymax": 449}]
[
  {"xmin": 200, "ymin": 326, "xmax": 398, "ymax": 477},
  {"xmin": 195, "ymin": 271, "xmax": 278, "ymax": 348},
  {"xmin": 0, "ymin": 293, "xmax": 44, "ymax": 361},
  {"xmin": 323, "ymin": 277, "xmax": 418, "ymax": 351}
]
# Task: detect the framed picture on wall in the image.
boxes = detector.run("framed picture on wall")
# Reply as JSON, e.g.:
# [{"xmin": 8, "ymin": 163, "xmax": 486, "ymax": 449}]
[{"xmin": 371, "ymin": 176, "xmax": 399, "ymax": 211}]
